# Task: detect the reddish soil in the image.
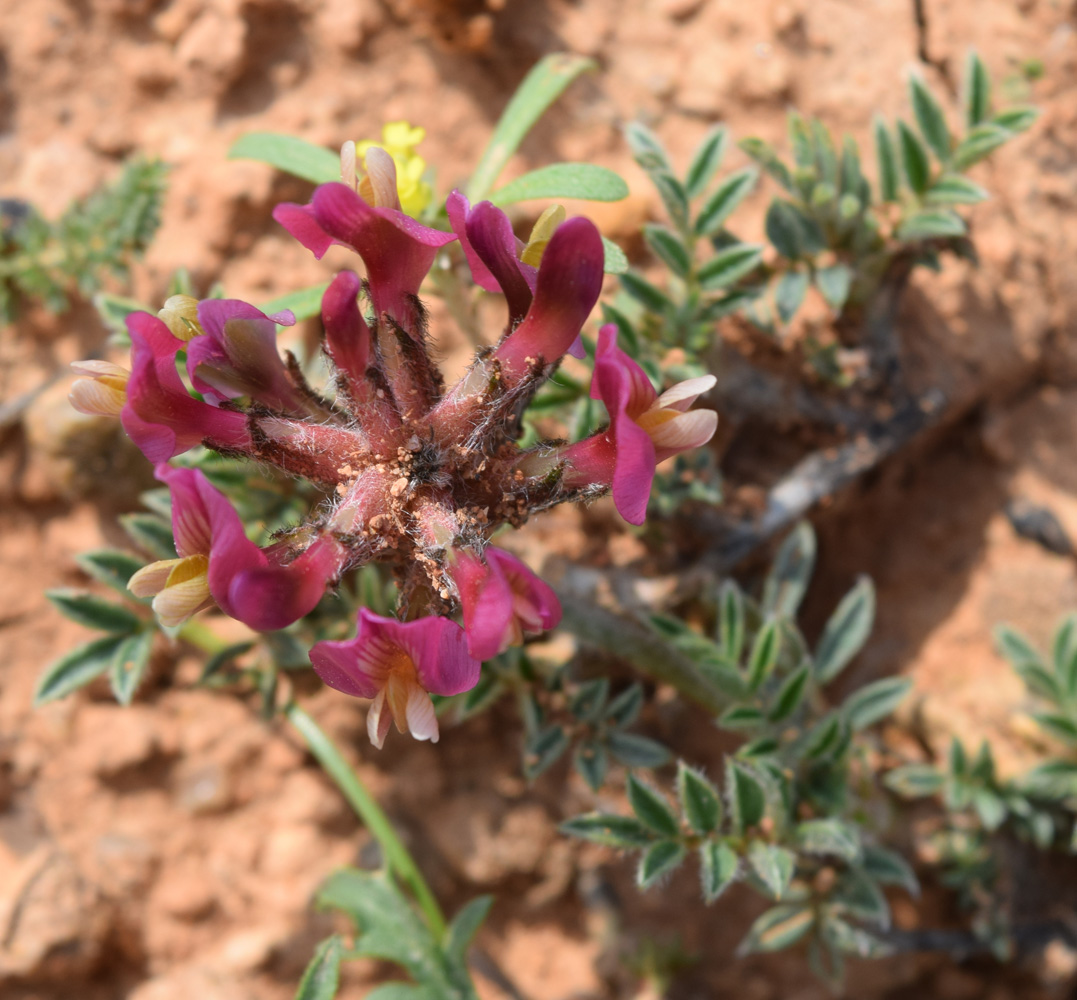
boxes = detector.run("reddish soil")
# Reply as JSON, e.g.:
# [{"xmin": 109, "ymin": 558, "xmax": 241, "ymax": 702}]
[{"xmin": 3, "ymin": 0, "xmax": 1077, "ymax": 998}]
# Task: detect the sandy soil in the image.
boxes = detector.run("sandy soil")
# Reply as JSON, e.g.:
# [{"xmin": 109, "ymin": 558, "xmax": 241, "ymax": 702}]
[{"xmin": 3, "ymin": 0, "xmax": 1077, "ymax": 997}]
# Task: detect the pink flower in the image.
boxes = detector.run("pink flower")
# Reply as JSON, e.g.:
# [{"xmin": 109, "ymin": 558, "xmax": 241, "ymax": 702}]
[
  {"xmin": 447, "ymin": 193, "xmax": 601, "ymax": 371},
  {"xmin": 560, "ymin": 325, "xmax": 718, "ymax": 525},
  {"xmin": 186, "ymin": 299, "xmax": 304, "ymax": 413},
  {"xmin": 273, "ymin": 162, "xmax": 455, "ymax": 337},
  {"xmin": 310, "ymin": 609, "xmax": 480, "ymax": 748},
  {"xmin": 451, "ymin": 546, "xmax": 562, "ymax": 660},
  {"xmin": 121, "ymin": 313, "xmax": 252, "ymax": 464},
  {"xmin": 129, "ymin": 465, "xmax": 344, "ymax": 631}
]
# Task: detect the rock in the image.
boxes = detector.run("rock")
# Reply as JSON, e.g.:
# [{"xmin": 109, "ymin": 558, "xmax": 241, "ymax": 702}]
[
  {"xmin": 174, "ymin": 8, "xmax": 248, "ymax": 98},
  {"xmin": 152, "ymin": 860, "xmax": 217, "ymax": 920},
  {"xmin": 0, "ymin": 848, "xmax": 112, "ymax": 982},
  {"xmin": 173, "ymin": 758, "xmax": 234, "ymax": 815},
  {"xmin": 129, "ymin": 966, "xmax": 258, "ymax": 1000},
  {"xmin": 77, "ymin": 705, "xmax": 161, "ymax": 779}
]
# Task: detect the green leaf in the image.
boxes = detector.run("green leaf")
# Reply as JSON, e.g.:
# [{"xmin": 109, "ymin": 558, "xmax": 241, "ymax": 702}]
[
  {"xmin": 34, "ymin": 635, "xmax": 127, "ymax": 704},
  {"xmin": 748, "ymin": 841, "xmax": 796, "ymax": 899},
  {"xmin": 830, "ymin": 870, "xmax": 890, "ymax": 928},
  {"xmin": 574, "ymin": 740, "xmax": 609, "ymax": 792},
  {"xmin": 839, "ymin": 135, "xmax": 864, "ymax": 199},
  {"xmin": 93, "ymin": 292, "xmax": 148, "ymax": 341},
  {"xmin": 951, "ymin": 123, "xmax": 1011, "ymax": 170},
  {"xmin": 873, "ymin": 116, "xmax": 899, "ymax": 202},
  {"xmin": 825, "ymin": 918, "xmax": 891, "ymax": 959},
  {"xmin": 200, "ymin": 641, "xmax": 255, "ymax": 682},
  {"xmin": 317, "ymin": 870, "xmax": 461, "ymax": 996},
  {"xmin": 815, "ymin": 263, "xmax": 852, "ymax": 310},
  {"xmin": 602, "ymin": 237, "xmax": 630, "ymax": 275},
  {"xmin": 814, "ymin": 577, "xmax": 875, "ymax": 683},
  {"xmin": 650, "ymin": 170, "xmax": 690, "ymax": 229},
  {"xmin": 606, "ymin": 730, "xmax": 671, "ymax": 768},
  {"xmin": 569, "ymin": 678, "xmax": 609, "ymax": 722},
  {"xmin": 1052, "ymin": 614, "xmax": 1077, "ymax": 697},
  {"xmin": 796, "ymin": 818, "xmax": 861, "ymax": 863},
  {"xmin": 696, "ymin": 243, "xmax": 764, "ymax": 291},
  {"xmin": 694, "ymin": 167, "xmax": 758, "ymax": 236},
  {"xmin": 762, "ymin": 521, "xmax": 816, "ymax": 618},
  {"xmin": 643, "ymin": 223, "xmax": 692, "ymax": 278},
  {"xmin": 788, "ymin": 111, "xmax": 814, "ymax": 169},
  {"xmin": 294, "ymin": 936, "xmax": 342, "ymax": 1000},
  {"xmin": 993, "ymin": 106, "xmax": 1039, "ymax": 133},
  {"xmin": 909, "ymin": 75, "xmax": 952, "ymax": 162},
  {"xmin": 740, "ymin": 904, "xmax": 815, "ymax": 953},
  {"xmin": 700, "ymin": 840, "xmax": 739, "ymax": 903},
  {"xmin": 46, "ymin": 590, "xmax": 143, "ymax": 634},
  {"xmin": 599, "ymin": 303, "xmax": 640, "ymax": 357},
  {"xmin": 746, "ymin": 620, "xmax": 782, "ymax": 692},
  {"xmin": 802, "ymin": 712, "xmax": 848, "ymax": 761},
  {"xmin": 637, "ymin": 840, "xmax": 687, "ymax": 888},
  {"xmin": 726, "ymin": 759, "xmax": 767, "ymax": 833},
  {"xmin": 774, "ymin": 271, "xmax": 809, "ymax": 323},
  {"xmin": 523, "ymin": 725, "xmax": 570, "ymax": 779},
  {"xmin": 896, "ymin": 210, "xmax": 966, "ymax": 241},
  {"xmin": 109, "ymin": 630, "xmax": 154, "ymax": 705},
  {"xmin": 884, "ymin": 763, "xmax": 944, "ymax": 798},
  {"xmin": 995, "ymin": 623, "xmax": 1044, "ymax": 670},
  {"xmin": 445, "ymin": 896, "xmax": 493, "ymax": 965},
  {"xmin": 260, "ymin": 282, "xmax": 331, "ymax": 323},
  {"xmin": 861, "ymin": 845, "xmax": 919, "ymax": 896},
  {"xmin": 624, "ymin": 121, "xmax": 672, "ymax": 172},
  {"xmin": 739, "ymin": 137, "xmax": 795, "ymax": 192},
  {"xmin": 1021, "ymin": 760, "xmax": 1077, "ymax": 799},
  {"xmin": 362, "ymin": 986, "xmax": 426, "ymax": 1000},
  {"xmin": 685, "ymin": 125, "xmax": 729, "ymax": 200},
  {"xmin": 560, "ymin": 813, "xmax": 657, "ymax": 848},
  {"xmin": 604, "ymin": 683, "xmax": 644, "ymax": 729},
  {"xmin": 120, "ymin": 513, "xmax": 178, "ymax": 560},
  {"xmin": 964, "ymin": 51, "xmax": 991, "ymax": 127},
  {"xmin": 924, "ymin": 175, "xmax": 989, "ymax": 205},
  {"xmin": 677, "ymin": 762, "xmax": 722, "ymax": 835},
  {"xmin": 768, "ymin": 662, "xmax": 811, "ymax": 723},
  {"xmin": 468, "ymin": 53, "xmax": 596, "ymax": 201},
  {"xmin": 973, "ymin": 789, "xmax": 1007, "ymax": 831},
  {"xmin": 719, "ymin": 705, "xmax": 766, "ymax": 730},
  {"xmin": 719, "ymin": 580, "xmax": 746, "ymax": 663},
  {"xmin": 811, "ymin": 119, "xmax": 839, "ymax": 185},
  {"xmin": 843, "ymin": 677, "xmax": 910, "ymax": 730},
  {"xmin": 1032, "ymin": 711, "xmax": 1077, "ymax": 745},
  {"xmin": 619, "ymin": 271, "xmax": 672, "ymax": 315},
  {"xmin": 765, "ymin": 200, "xmax": 812, "ymax": 259},
  {"xmin": 228, "ymin": 132, "xmax": 339, "ymax": 184},
  {"xmin": 489, "ymin": 163, "xmax": 629, "ymax": 206},
  {"xmin": 896, "ymin": 119, "xmax": 931, "ymax": 194},
  {"xmin": 75, "ymin": 550, "xmax": 147, "ymax": 599},
  {"xmin": 627, "ymin": 774, "xmax": 680, "ymax": 838}
]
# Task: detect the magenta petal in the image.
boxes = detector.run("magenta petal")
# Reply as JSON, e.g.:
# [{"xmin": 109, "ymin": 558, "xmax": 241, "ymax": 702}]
[
  {"xmin": 321, "ymin": 271, "xmax": 371, "ymax": 388},
  {"xmin": 494, "ymin": 217, "xmax": 604, "ymax": 373},
  {"xmin": 189, "ymin": 299, "xmax": 300, "ymax": 410},
  {"xmin": 391, "ymin": 612, "xmax": 481, "ymax": 696},
  {"xmin": 312, "ymin": 610, "xmax": 479, "ymax": 700},
  {"xmin": 610, "ymin": 412, "xmax": 657, "ymax": 525},
  {"xmin": 309, "ymin": 637, "xmax": 383, "ymax": 699},
  {"xmin": 273, "ymin": 202, "xmax": 335, "ymax": 259},
  {"xmin": 122, "ymin": 313, "xmax": 250, "ymax": 462},
  {"xmin": 155, "ymin": 464, "xmax": 213, "ymax": 556},
  {"xmin": 308, "ymin": 183, "xmax": 455, "ymax": 328},
  {"xmin": 447, "ymin": 190, "xmax": 500, "ymax": 293},
  {"xmin": 591, "ymin": 324, "xmax": 656, "ymax": 415},
  {"xmin": 463, "ymin": 200, "xmax": 536, "ymax": 327},
  {"xmin": 487, "ymin": 547, "xmax": 561, "ymax": 631},
  {"xmin": 224, "ymin": 535, "xmax": 343, "ymax": 632},
  {"xmin": 453, "ymin": 549, "xmax": 515, "ymax": 661}
]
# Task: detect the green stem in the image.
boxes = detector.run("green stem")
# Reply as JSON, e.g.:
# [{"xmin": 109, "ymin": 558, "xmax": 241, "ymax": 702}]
[
  {"xmin": 175, "ymin": 620, "xmax": 448, "ymax": 938},
  {"xmin": 285, "ymin": 701, "xmax": 448, "ymax": 940}
]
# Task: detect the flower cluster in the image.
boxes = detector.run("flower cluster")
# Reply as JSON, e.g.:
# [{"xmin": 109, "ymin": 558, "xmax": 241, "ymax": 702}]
[{"xmin": 71, "ymin": 145, "xmax": 717, "ymax": 746}]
